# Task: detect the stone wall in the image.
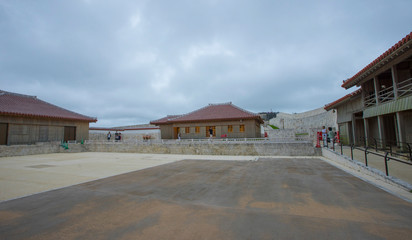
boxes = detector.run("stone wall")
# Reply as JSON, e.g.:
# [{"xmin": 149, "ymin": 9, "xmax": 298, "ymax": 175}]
[
  {"xmin": 266, "ymin": 107, "xmax": 337, "ymax": 145},
  {"xmin": 0, "ymin": 141, "xmax": 321, "ymax": 157},
  {"xmin": 84, "ymin": 141, "xmax": 320, "ymax": 156},
  {"xmin": 268, "ymin": 107, "xmax": 337, "ymax": 132},
  {"xmin": 0, "ymin": 142, "xmax": 77, "ymax": 157}
]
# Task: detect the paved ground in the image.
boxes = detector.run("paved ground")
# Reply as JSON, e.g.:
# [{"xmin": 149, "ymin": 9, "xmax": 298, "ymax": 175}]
[
  {"xmin": 0, "ymin": 152, "xmax": 255, "ymax": 201},
  {"xmin": 1, "ymin": 156, "xmax": 412, "ymax": 239}
]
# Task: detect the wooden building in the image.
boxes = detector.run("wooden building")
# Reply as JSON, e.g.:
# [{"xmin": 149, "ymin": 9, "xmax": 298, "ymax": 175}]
[
  {"xmin": 325, "ymin": 32, "xmax": 412, "ymax": 147},
  {"xmin": 0, "ymin": 90, "xmax": 97, "ymax": 145},
  {"xmin": 150, "ymin": 103, "xmax": 263, "ymax": 139}
]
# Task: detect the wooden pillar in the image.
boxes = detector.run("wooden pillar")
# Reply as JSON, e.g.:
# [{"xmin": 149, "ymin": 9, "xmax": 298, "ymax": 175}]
[
  {"xmin": 396, "ymin": 112, "xmax": 405, "ymax": 150},
  {"xmin": 373, "ymin": 77, "xmax": 380, "ymax": 104},
  {"xmin": 363, "ymin": 118, "xmax": 369, "ymax": 146},
  {"xmin": 377, "ymin": 116, "xmax": 384, "ymax": 148},
  {"xmin": 351, "ymin": 115, "xmax": 356, "ymax": 145},
  {"xmin": 391, "ymin": 65, "xmax": 399, "ymax": 99}
]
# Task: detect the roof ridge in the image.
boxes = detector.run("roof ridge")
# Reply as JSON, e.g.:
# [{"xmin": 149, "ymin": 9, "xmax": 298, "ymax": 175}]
[
  {"xmin": 229, "ymin": 103, "xmax": 259, "ymax": 117},
  {"xmin": 0, "ymin": 90, "xmax": 36, "ymax": 99},
  {"xmin": 170, "ymin": 104, "xmax": 212, "ymax": 122},
  {"xmin": 207, "ymin": 102, "xmax": 232, "ymax": 106}
]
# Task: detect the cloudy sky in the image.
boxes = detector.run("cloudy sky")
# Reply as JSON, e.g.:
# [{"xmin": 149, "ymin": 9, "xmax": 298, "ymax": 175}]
[{"xmin": 1, "ymin": 0, "xmax": 411, "ymax": 127}]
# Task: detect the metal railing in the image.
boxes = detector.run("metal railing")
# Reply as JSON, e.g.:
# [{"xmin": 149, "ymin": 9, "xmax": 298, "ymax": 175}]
[
  {"xmin": 327, "ymin": 138, "xmax": 412, "ymax": 177},
  {"xmin": 355, "ymin": 137, "xmax": 412, "ymax": 161}
]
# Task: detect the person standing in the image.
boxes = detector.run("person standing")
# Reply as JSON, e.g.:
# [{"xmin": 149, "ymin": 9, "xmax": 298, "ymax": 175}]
[
  {"xmin": 209, "ymin": 127, "xmax": 213, "ymax": 138},
  {"xmin": 321, "ymin": 126, "xmax": 327, "ymax": 146},
  {"xmin": 328, "ymin": 127, "xmax": 335, "ymax": 145},
  {"xmin": 107, "ymin": 131, "xmax": 111, "ymax": 141}
]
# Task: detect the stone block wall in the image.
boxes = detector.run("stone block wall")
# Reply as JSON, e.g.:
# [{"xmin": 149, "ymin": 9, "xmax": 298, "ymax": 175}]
[
  {"xmin": 0, "ymin": 141, "xmax": 321, "ymax": 157},
  {"xmin": 83, "ymin": 141, "xmax": 320, "ymax": 156},
  {"xmin": 268, "ymin": 107, "xmax": 337, "ymax": 132},
  {"xmin": 0, "ymin": 142, "xmax": 61, "ymax": 157}
]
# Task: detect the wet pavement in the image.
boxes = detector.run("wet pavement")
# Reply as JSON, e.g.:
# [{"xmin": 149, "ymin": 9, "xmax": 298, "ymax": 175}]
[{"xmin": 1, "ymin": 158, "xmax": 412, "ymax": 239}]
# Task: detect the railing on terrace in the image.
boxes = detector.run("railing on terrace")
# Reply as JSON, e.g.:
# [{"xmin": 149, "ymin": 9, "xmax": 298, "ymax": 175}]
[
  {"xmin": 364, "ymin": 93, "xmax": 376, "ymax": 107},
  {"xmin": 378, "ymin": 85, "xmax": 395, "ymax": 103},
  {"xmin": 85, "ymin": 136, "xmax": 312, "ymax": 145},
  {"xmin": 397, "ymin": 78, "xmax": 412, "ymax": 98}
]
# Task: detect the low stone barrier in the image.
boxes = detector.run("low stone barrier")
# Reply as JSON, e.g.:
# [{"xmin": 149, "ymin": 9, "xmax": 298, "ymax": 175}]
[
  {"xmin": 83, "ymin": 141, "xmax": 320, "ymax": 156},
  {"xmin": 0, "ymin": 142, "xmax": 59, "ymax": 157},
  {"xmin": 0, "ymin": 141, "xmax": 321, "ymax": 157}
]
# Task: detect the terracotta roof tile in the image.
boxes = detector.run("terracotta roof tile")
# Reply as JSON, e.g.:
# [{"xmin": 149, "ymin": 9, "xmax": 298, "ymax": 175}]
[
  {"xmin": 324, "ymin": 88, "xmax": 362, "ymax": 111},
  {"xmin": 0, "ymin": 90, "xmax": 97, "ymax": 122},
  {"xmin": 150, "ymin": 103, "xmax": 263, "ymax": 125},
  {"xmin": 342, "ymin": 32, "xmax": 412, "ymax": 89},
  {"xmin": 150, "ymin": 115, "xmax": 182, "ymax": 125}
]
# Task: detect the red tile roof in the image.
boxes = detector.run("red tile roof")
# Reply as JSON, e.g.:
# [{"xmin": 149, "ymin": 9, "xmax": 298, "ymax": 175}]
[
  {"xmin": 151, "ymin": 102, "xmax": 263, "ymax": 125},
  {"xmin": 150, "ymin": 115, "xmax": 183, "ymax": 125},
  {"xmin": 324, "ymin": 88, "xmax": 362, "ymax": 111},
  {"xmin": 90, "ymin": 126, "xmax": 159, "ymax": 131},
  {"xmin": 0, "ymin": 90, "xmax": 97, "ymax": 122},
  {"xmin": 342, "ymin": 32, "xmax": 412, "ymax": 89}
]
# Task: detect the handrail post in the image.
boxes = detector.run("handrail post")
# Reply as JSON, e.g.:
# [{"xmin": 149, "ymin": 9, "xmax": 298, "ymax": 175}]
[
  {"xmin": 407, "ymin": 143, "xmax": 412, "ymax": 161},
  {"xmin": 374, "ymin": 138, "xmax": 378, "ymax": 152},
  {"xmin": 351, "ymin": 144, "xmax": 354, "ymax": 160},
  {"xmin": 384, "ymin": 152, "xmax": 389, "ymax": 176},
  {"xmin": 364, "ymin": 146, "xmax": 369, "ymax": 166}
]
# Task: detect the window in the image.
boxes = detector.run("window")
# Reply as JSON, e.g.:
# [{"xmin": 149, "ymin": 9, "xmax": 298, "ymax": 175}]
[
  {"xmin": 228, "ymin": 125, "xmax": 233, "ymax": 133},
  {"xmin": 185, "ymin": 127, "xmax": 190, "ymax": 133},
  {"xmin": 239, "ymin": 125, "xmax": 245, "ymax": 132},
  {"xmin": 195, "ymin": 126, "xmax": 200, "ymax": 133}
]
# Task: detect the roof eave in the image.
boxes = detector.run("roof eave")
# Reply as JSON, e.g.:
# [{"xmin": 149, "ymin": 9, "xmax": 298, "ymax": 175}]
[
  {"xmin": 324, "ymin": 89, "xmax": 362, "ymax": 110},
  {"xmin": 0, "ymin": 112, "xmax": 97, "ymax": 122},
  {"xmin": 342, "ymin": 32, "xmax": 412, "ymax": 89}
]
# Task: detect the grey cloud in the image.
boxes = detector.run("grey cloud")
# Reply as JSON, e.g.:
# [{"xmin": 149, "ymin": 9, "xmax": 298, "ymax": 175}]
[{"xmin": 1, "ymin": 0, "xmax": 411, "ymax": 127}]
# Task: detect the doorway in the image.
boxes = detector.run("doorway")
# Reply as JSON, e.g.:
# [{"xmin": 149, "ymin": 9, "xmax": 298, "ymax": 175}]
[
  {"xmin": 382, "ymin": 114, "xmax": 397, "ymax": 146},
  {"xmin": 173, "ymin": 127, "xmax": 180, "ymax": 139},
  {"xmin": 64, "ymin": 126, "xmax": 76, "ymax": 142},
  {"xmin": 206, "ymin": 126, "xmax": 216, "ymax": 137},
  {"xmin": 0, "ymin": 123, "xmax": 8, "ymax": 145}
]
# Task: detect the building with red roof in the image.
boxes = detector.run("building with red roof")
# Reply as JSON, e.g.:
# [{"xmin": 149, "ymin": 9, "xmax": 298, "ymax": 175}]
[
  {"xmin": 150, "ymin": 102, "xmax": 263, "ymax": 139},
  {"xmin": 325, "ymin": 32, "xmax": 412, "ymax": 146},
  {"xmin": 0, "ymin": 90, "xmax": 97, "ymax": 145}
]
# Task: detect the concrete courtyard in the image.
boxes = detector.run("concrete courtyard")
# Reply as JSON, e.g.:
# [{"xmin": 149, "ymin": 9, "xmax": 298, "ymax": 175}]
[{"xmin": 1, "ymin": 153, "xmax": 412, "ymax": 239}]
